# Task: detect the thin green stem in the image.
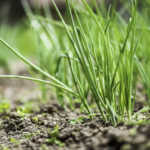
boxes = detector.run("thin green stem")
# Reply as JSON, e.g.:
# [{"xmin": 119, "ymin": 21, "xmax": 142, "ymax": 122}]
[{"xmin": 0, "ymin": 75, "xmax": 79, "ymax": 98}]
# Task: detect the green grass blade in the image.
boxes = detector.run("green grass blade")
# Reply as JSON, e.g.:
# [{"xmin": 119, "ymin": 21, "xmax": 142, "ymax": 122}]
[
  {"xmin": 0, "ymin": 75, "xmax": 79, "ymax": 98},
  {"xmin": 0, "ymin": 38, "xmax": 72, "ymax": 90}
]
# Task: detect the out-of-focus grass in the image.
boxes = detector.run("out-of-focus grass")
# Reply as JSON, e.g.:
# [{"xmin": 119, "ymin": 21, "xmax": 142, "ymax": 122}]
[
  {"xmin": 0, "ymin": 22, "xmax": 37, "ymax": 73},
  {"xmin": 0, "ymin": 22, "xmax": 36, "ymax": 60}
]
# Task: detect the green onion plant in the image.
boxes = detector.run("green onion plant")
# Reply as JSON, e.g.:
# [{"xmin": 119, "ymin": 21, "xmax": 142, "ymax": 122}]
[{"xmin": 0, "ymin": 0, "xmax": 148, "ymax": 125}]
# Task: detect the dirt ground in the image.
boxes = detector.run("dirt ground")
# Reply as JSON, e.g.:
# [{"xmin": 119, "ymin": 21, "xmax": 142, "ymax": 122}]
[{"xmin": 0, "ymin": 63, "xmax": 150, "ymax": 150}]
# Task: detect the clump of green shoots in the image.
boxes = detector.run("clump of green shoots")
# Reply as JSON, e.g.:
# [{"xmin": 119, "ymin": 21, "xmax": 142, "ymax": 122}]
[
  {"xmin": 0, "ymin": 0, "xmax": 147, "ymax": 126},
  {"xmin": 46, "ymin": 125, "xmax": 65, "ymax": 147}
]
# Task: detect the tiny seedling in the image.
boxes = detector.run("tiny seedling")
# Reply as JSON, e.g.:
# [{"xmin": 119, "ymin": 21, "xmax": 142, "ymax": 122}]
[
  {"xmin": 22, "ymin": 130, "xmax": 40, "ymax": 139},
  {"xmin": 16, "ymin": 108, "xmax": 28, "ymax": 118},
  {"xmin": 22, "ymin": 132, "xmax": 34, "ymax": 139},
  {"xmin": 41, "ymin": 144, "xmax": 49, "ymax": 150},
  {"xmin": 69, "ymin": 116, "xmax": 85, "ymax": 125},
  {"xmin": 42, "ymin": 113, "xmax": 46, "ymax": 117},
  {"xmin": 32, "ymin": 116, "xmax": 39, "ymax": 123},
  {"xmin": 129, "ymin": 128, "xmax": 137, "ymax": 136},
  {"xmin": 46, "ymin": 125, "xmax": 65, "ymax": 147},
  {"xmin": 0, "ymin": 121, "xmax": 3, "ymax": 126},
  {"xmin": 9, "ymin": 138, "xmax": 20, "ymax": 146},
  {"xmin": 0, "ymin": 99, "xmax": 10, "ymax": 113},
  {"xmin": 0, "ymin": 145, "xmax": 10, "ymax": 150}
]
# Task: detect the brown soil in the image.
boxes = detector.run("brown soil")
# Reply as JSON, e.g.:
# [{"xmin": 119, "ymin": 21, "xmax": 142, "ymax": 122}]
[{"xmin": 0, "ymin": 64, "xmax": 150, "ymax": 150}]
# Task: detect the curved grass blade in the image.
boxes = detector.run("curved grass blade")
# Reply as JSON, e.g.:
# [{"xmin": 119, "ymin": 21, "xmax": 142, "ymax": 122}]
[
  {"xmin": 0, "ymin": 75, "xmax": 79, "ymax": 98},
  {"xmin": 0, "ymin": 38, "xmax": 70, "ymax": 89},
  {"xmin": 28, "ymin": 14, "xmax": 72, "ymax": 32}
]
